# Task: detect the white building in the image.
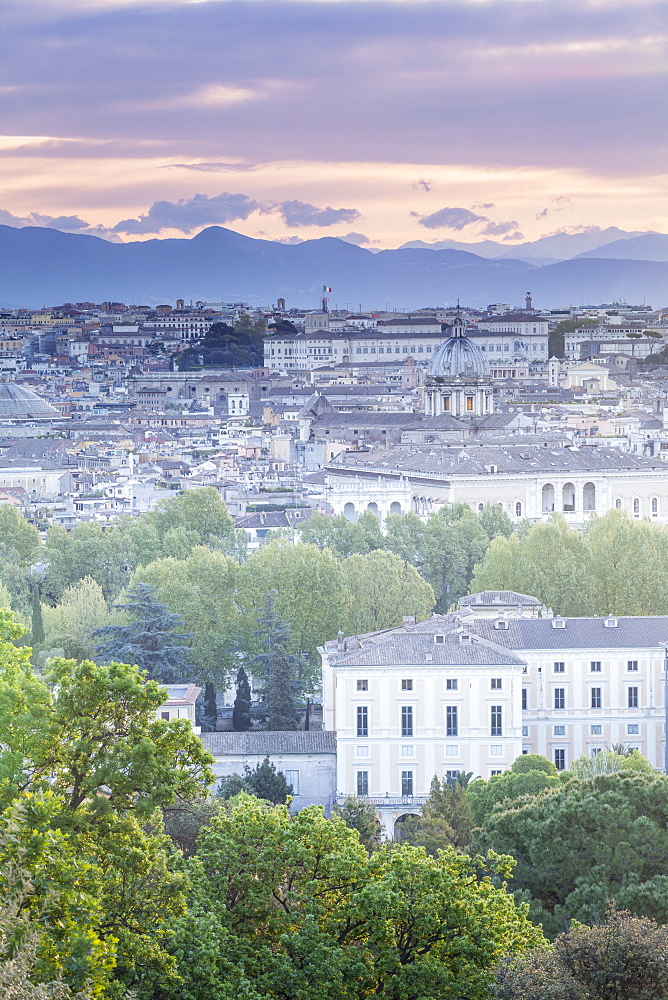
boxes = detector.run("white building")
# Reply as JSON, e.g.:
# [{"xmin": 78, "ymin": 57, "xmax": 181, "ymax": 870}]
[{"xmin": 321, "ymin": 592, "xmax": 668, "ymax": 837}]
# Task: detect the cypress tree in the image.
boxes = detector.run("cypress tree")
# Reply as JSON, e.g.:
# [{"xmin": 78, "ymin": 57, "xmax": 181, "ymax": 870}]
[
  {"xmin": 31, "ymin": 583, "xmax": 45, "ymax": 647},
  {"xmin": 232, "ymin": 666, "xmax": 252, "ymax": 731},
  {"xmin": 252, "ymin": 598, "xmax": 304, "ymax": 731}
]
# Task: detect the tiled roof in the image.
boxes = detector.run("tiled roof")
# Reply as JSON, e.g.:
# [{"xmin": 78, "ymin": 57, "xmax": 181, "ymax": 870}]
[
  {"xmin": 330, "ymin": 622, "xmax": 525, "ymax": 667},
  {"xmin": 459, "ymin": 590, "xmax": 541, "ymax": 607},
  {"xmin": 201, "ymin": 731, "xmax": 337, "ymax": 755},
  {"xmin": 472, "ymin": 617, "xmax": 668, "ymax": 650}
]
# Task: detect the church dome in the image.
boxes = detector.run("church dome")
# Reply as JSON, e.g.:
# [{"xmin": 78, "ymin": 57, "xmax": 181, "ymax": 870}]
[
  {"xmin": 0, "ymin": 383, "xmax": 60, "ymax": 419},
  {"xmin": 428, "ymin": 314, "xmax": 488, "ymax": 379}
]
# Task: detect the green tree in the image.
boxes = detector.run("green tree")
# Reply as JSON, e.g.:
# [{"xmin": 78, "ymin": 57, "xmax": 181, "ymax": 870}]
[
  {"xmin": 332, "ymin": 797, "xmax": 382, "ymax": 852},
  {"xmin": 401, "ymin": 775, "xmax": 474, "ymax": 853},
  {"xmin": 298, "ymin": 510, "xmax": 384, "ymax": 559},
  {"xmin": 495, "ymin": 906, "xmax": 668, "ymax": 1000},
  {"xmin": 252, "ymin": 600, "xmax": 304, "ymax": 730},
  {"xmin": 0, "ymin": 505, "xmax": 40, "ymax": 566},
  {"xmin": 478, "ymin": 503, "xmax": 515, "ymax": 541},
  {"xmin": 182, "ymin": 794, "xmax": 544, "ymax": 1000},
  {"xmin": 477, "ymin": 771, "xmax": 668, "ymax": 937},
  {"xmin": 341, "ymin": 549, "xmax": 435, "ymax": 634},
  {"xmin": 151, "ymin": 487, "xmax": 235, "ymax": 548},
  {"xmin": 467, "ymin": 761, "xmax": 560, "ymax": 828},
  {"xmin": 232, "ymin": 666, "xmax": 252, "ymax": 731},
  {"xmin": 30, "ymin": 584, "xmax": 44, "ymax": 648},
  {"xmin": 42, "ymin": 577, "xmax": 116, "ymax": 662},
  {"xmin": 244, "ymin": 757, "xmax": 293, "ymax": 804},
  {"xmin": 93, "ymin": 583, "xmax": 193, "ymax": 683},
  {"xmin": 584, "ymin": 510, "xmax": 668, "ymax": 615}
]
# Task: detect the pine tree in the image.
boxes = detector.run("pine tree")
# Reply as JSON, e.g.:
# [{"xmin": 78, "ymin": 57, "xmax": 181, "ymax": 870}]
[
  {"xmin": 232, "ymin": 666, "xmax": 252, "ymax": 731},
  {"xmin": 31, "ymin": 583, "xmax": 45, "ymax": 647},
  {"xmin": 252, "ymin": 598, "xmax": 304, "ymax": 731},
  {"xmin": 93, "ymin": 582, "xmax": 193, "ymax": 682}
]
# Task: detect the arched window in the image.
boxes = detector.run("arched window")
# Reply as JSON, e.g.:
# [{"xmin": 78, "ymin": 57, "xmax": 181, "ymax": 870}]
[
  {"xmin": 652, "ymin": 497, "xmax": 659, "ymax": 517},
  {"xmin": 478, "ymin": 502, "xmax": 484, "ymax": 512},
  {"xmin": 633, "ymin": 497, "xmax": 640, "ymax": 516},
  {"xmin": 515, "ymin": 501, "xmax": 522, "ymax": 518},
  {"xmin": 541, "ymin": 483, "xmax": 555, "ymax": 514},
  {"xmin": 343, "ymin": 502, "xmax": 358, "ymax": 523},
  {"xmin": 562, "ymin": 482, "xmax": 575, "ymax": 512},
  {"xmin": 583, "ymin": 482, "xmax": 596, "ymax": 512},
  {"xmin": 389, "ymin": 501, "xmax": 402, "ymax": 515},
  {"xmin": 615, "ymin": 497, "xmax": 622, "ymax": 509},
  {"xmin": 367, "ymin": 502, "xmax": 379, "ymax": 519}
]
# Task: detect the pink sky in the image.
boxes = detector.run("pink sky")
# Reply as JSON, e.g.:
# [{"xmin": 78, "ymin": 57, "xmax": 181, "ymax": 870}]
[{"xmin": 1, "ymin": 0, "xmax": 666, "ymax": 248}]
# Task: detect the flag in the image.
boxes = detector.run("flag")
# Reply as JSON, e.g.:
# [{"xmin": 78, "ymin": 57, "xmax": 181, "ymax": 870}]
[{"xmin": 323, "ymin": 284, "xmax": 332, "ymax": 293}]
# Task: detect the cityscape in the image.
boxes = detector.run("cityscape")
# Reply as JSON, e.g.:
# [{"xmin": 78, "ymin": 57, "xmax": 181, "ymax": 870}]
[{"xmin": 2, "ymin": 0, "xmax": 668, "ymax": 996}]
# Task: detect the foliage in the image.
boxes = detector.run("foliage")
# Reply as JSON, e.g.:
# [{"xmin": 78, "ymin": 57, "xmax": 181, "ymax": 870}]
[
  {"xmin": 340, "ymin": 549, "xmax": 435, "ymax": 634},
  {"xmin": 150, "ymin": 488, "xmax": 235, "ymax": 549},
  {"xmin": 494, "ymin": 906, "xmax": 668, "ymax": 1000},
  {"xmin": 31, "ymin": 585, "xmax": 45, "ymax": 647},
  {"xmin": 162, "ymin": 798, "xmax": 221, "ymax": 857},
  {"xmin": 510, "ymin": 754, "xmax": 557, "ymax": 776},
  {"xmin": 252, "ymin": 600, "xmax": 305, "ymax": 730},
  {"xmin": 298, "ymin": 510, "xmax": 384, "ymax": 559},
  {"xmin": 477, "ymin": 503, "xmax": 515, "ymax": 541},
  {"xmin": 400, "ymin": 776, "xmax": 474, "ymax": 854},
  {"xmin": 332, "ymin": 797, "xmax": 381, "ymax": 852},
  {"xmin": 0, "ymin": 505, "xmax": 41, "ymax": 566},
  {"xmin": 93, "ymin": 583, "xmax": 193, "ymax": 683},
  {"xmin": 42, "ymin": 578, "xmax": 117, "ymax": 662},
  {"xmin": 232, "ymin": 666, "xmax": 252, "ymax": 731},
  {"xmin": 467, "ymin": 767, "xmax": 560, "ymax": 828},
  {"xmin": 568, "ymin": 748, "xmax": 653, "ymax": 779},
  {"xmin": 179, "ymin": 794, "xmax": 544, "ymax": 1000},
  {"xmin": 476, "ymin": 771, "xmax": 668, "ymax": 937},
  {"xmin": 216, "ymin": 758, "xmax": 293, "ymax": 805}
]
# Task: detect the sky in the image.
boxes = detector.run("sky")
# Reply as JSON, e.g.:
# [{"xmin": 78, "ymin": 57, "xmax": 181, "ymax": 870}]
[{"xmin": 1, "ymin": 0, "xmax": 667, "ymax": 248}]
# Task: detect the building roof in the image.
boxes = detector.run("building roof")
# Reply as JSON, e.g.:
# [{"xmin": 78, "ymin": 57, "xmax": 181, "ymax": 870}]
[
  {"xmin": 201, "ymin": 731, "xmax": 337, "ymax": 755},
  {"xmin": 0, "ymin": 383, "xmax": 60, "ymax": 419},
  {"xmin": 472, "ymin": 616, "xmax": 668, "ymax": 650}
]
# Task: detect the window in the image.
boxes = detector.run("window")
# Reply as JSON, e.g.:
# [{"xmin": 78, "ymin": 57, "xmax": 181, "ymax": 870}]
[
  {"xmin": 591, "ymin": 687, "xmax": 602, "ymax": 709},
  {"xmin": 491, "ymin": 678, "xmax": 502, "ymax": 689},
  {"xmin": 491, "ymin": 705, "xmax": 502, "ymax": 736},
  {"xmin": 445, "ymin": 745, "xmax": 458, "ymax": 756},
  {"xmin": 554, "ymin": 661, "xmax": 565, "ymax": 673},
  {"xmin": 435, "ymin": 634, "xmax": 445, "ymax": 644},
  {"xmin": 466, "ymin": 396, "xmax": 474, "ymax": 411},
  {"xmin": 628, "ymin": 686, "xmax": 639, "ymax": 708},
  {"xmin": 591, "ymin": 747, "xmax": 602, "ymax": 757},
  {"xmin": 401, "ymin": 679, "xmax": 413, "ymax": 691},
  {"xmin": 446, "ymin": 678, "xmax": 458, "ymax": 691},
  {"xmin": 628, "ymin": 660, "xmax": 638, "ymax": 672},
  {"xmin": 591, "ymin": 724, "xmax": 602, "ymax": 735},
  {"xmin": 590, "ymin": 661, "xmax": 601, "ymax": 672},
  {"xmin": 356, "ymin": 745, "xmax": 369, "ymax": 757},
  {"xmin": 401, "ymin": 771, "xmax": 413, "ymax": 796},
  {"xmin": 515, "ymin": 501, "xmax": 522, "ymax": 517},
  {"xmin": 356, "ymin": 771, "xmax": 369, "ymax": 796},
  {"xmin": 552, "ymin": 618, "xmax": 566, "ymax": 628},
  {"xmin": 554, "ymin": 688, "xmax": 565, "ymax": 710},
  {"xmin": 522, "ymin": 725, "xmax": 529, "ymax": 737},
  {"xmin": 356, "ymin": 706, "xmax": 368, "ymax": 737},
  {"xmin": 491, "ymin": 769, "xmax": 503, "ymax": 776},
  {"xmin": 633, "ymin": 497, "xmax": 640, "ymax": 516},
  {"xmin": 522, "ymin": 688, "xmax": 528, "ymax": 710},
  {"xmin": 445, "ymin": 770, "xmax": 460, "ymax": 782},
  {"xmin": 401, "ymin": 706, "xmax": 413, "ymax": 737},
  {"xmin": 401, "ymin": 745, "xmax": 414, "ymax": 756},
  {"xmin": 554, "ymin": 725, "xmax": 566, "ymax": 736},
  {"xmin": 284, "ymin": 770, "xmax": 300, "ymax": 795},
  {"xmin": 652, "ymin": 497, "xmax": 659, "ymax": 516},
  {"xmin": 615, "ymin": 497, "xmax": 622, "ymax": 509},
  {"xmin": 356, "ymin": 679, "xmax": 368, "ymax": 691},
  {"xmin": 490, "ymin": 745, "xmax": 503, "ymax": 756},
  {"xmin": 628, "ymin": 724, "xmax": 639, "ymax": 735},
  {"xmin": 161, "ymin": 711, "xmax": 170, "ymax": 721},
  {"xmin": 446, "ymin": 706, "xmax": 458, "ymax": 737},
  {"xmin": 554, "ymin": 749, "xmax": 566, "ymax": 771}
]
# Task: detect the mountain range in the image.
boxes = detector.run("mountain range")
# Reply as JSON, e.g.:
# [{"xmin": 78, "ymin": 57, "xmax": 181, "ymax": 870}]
[{"xmin": 2, "ymin": 224, "xmax": 667, "ymax": 311}]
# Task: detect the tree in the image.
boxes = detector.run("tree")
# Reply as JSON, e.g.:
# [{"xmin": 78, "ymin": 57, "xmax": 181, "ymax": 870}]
[
  {"xmin": 232, "ymin": 666, "xmax": 252, "ymax": 731},
  {"xmin": 494, "ymin": 906, "xmax": 668, "ymax": 1000},
  {"xmin": 477, "ymin": 771, "xmax": 668, "ymax": 937},
  {"xmin": 151, "ymin": 487, "xmax": 235, "ymax": 548},
  {"xmin": 93, "ymin": 582, "xmax": 193, "ymax": 683},
  {"xmin": 584, "ymin": 510, "xmax": 668, "ymax": 615},
  {"xmin": 626, "ymin": 330, "xmax": 642, "ymax": 356},
  {"xmin": 400, "ymin": 775, "xmax": 474, "ymax": 853},
  {"xmin": 478, "ymin": 503, "xmax": 515, "ymax": 541},
  {"xmin": 30, "ymin": 584, "xmax": 44, "ymax": 648},
  {"xmin": 298, "ymin": 510, "xmax": 384, "ymax": 559},
  {"xmin": 252, "ymin": 600, "xmax": 304, "ymax": 730},
  {"xmin": 42, "ymin": 576, "xmax": 115, "ymax": 662},
  {"xmin": 0, "ymin": 505, "xmax": 40, "ymax": 567},
  {"xmin": 244, "ymin": 757, "xmax": 293, "ymax": 804},
  {"xmin": 162, "ymin": 797, "xmax": 221, "ymax": 857},
  {"xmin": 332, "ymin": 797, "xmax": 382, "ymax": 852},
  {"xmin": 341, "ymin": 549, "xmax": 435, "ymax": 635},
  {"xmin": 182, "ymin": 794, "xmax": 544, "ymax": 1000},
  {"xmin": 467, "ymin": 761, "xmax": 560, "ymax": 827}
]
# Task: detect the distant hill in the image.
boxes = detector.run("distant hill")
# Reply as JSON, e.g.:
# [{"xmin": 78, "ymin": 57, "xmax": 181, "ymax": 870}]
[
  {"xmin": 401, "ymin": 228, "xmax": 655, "ymax": 263},
  {"xmin": 575, "ymin": 234, "xmax": 668, "ymax": 262},
  {"xmin": 1, "ymin": 224, "xmax": 667, "ymax": 310}
]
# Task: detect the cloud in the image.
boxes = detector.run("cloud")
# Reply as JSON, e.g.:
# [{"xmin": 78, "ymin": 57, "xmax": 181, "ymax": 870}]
[
  {"xmin": 480, "ymin": 219, "xmax": 519, "ymax": 236},
  {"xmin": 412, "ymin": 206, "xmax": 487, "ymax": 231},
  {"xmin": 412, "ymin": 179, "xmax": 432, "ymax": 192},
  {"xmin": 473, "ymin": 202, "xmax": 496, "ymax": 210},
  {"xmin": 535, "ymin": 195, "xmax": 573, "ymax": 220},
  {"xmin": 338, "ymin": 232, "xmax": 370, "ymax": 245},
  {"xmin": 112, "ymin": 192, "xmax": 262, "ymax": 234},
  {"xmin": 502, "ymin": 231, "xmax": 525, "ymax": 241},
  {"xmin": 277, "ymin": 200, "xmax": 361, "ymax": 228},
  {"xmin": 274, "ymin": 235, "xmax": 304, "ymax": 245},
  {"xmin": 0, "ymin": 208, "xmax": 91, "ymax": 230},
  {"xmin": 166, "ymin": 161, "xmax": 258, "ymax": 173}
]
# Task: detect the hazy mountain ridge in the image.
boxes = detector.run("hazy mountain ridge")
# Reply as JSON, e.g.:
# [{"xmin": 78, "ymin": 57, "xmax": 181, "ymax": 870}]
[
  {"xmin": 401, "ymin": 227, "xmax": 656, "ymax": 263},
  {"xmin": 1, "ymin": 224, "xmax": 667, "ymax": 310}
]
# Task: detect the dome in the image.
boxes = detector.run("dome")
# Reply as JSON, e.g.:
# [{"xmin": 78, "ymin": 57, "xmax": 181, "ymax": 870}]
[
  {"xmin": 0, "ymin": 383, "xmax": 60, "ymax": 419},
  {"xmin": 428, "ymin": 314, "xmax": 488, "ymax": 379}
]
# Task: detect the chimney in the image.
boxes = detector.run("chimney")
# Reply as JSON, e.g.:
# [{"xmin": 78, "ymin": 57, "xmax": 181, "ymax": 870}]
[
  {"xmin": 402, "ymin": 616, "xmax": 416, "ymax": 626},
  {"xmin": 336, "ymin": 630, "xmax": 345, "ymax": 651}
]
